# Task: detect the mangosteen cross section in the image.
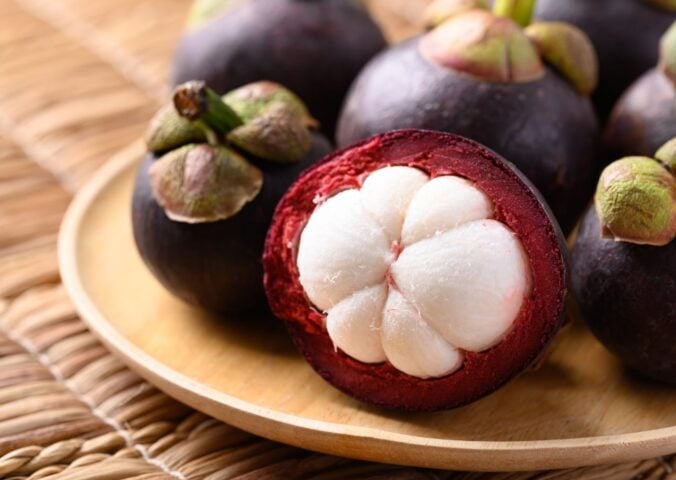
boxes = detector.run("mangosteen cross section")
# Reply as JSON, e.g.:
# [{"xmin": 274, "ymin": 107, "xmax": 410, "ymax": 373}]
[{"xmin": 296, "ymin": 166, "xmax": 533, "ymax": 379}]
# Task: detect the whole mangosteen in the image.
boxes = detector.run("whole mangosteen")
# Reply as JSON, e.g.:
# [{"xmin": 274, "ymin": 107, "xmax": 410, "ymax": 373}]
[
  {"xmin": 264, "ymin": 129, "xmax": 568, "ymax": 411},
  {"xmin": 604, "ymin": 23, "xmax": 676, "ymax": 161},
  {"xmin": 536, "ymin": 0, "xmax": 676, "ymax": 118},
  {"xmin": 171, "ymin": 0, "xmax": 387, "ymax": 137},
  {"xmin": 337, "ymin": 0, "xmax": 599, "ymax": 234},
  {"xmin": 572, "ymin": 138, "xmax": 676, "ymax": 383},
  {"xmin": 132, "ymin": 80, "xmax": 331, "ymax": 313}
]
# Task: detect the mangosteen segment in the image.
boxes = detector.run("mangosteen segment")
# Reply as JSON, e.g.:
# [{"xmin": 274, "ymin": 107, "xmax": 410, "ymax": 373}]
[
  {"xmin": 296, "ymin": 166, "xmax": 532, "ymax": 379},
  {"xmin": 264, "ymin": 130, "xmax": 568, "ymax": 410}
]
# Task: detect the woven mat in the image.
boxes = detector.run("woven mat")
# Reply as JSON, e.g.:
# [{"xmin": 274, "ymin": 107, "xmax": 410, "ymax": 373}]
[{"xmin": 0, "ymin": 0, "xmax": 673, "ymax": 478}]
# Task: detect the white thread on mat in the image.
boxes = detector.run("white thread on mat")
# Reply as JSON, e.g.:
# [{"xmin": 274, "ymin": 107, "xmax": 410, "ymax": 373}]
[{"xmin": 0, "ymin": 322, "xmax": 188, "ymax": 480}]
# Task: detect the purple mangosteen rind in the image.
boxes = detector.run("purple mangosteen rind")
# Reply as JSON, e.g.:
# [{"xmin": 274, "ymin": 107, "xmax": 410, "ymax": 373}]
[
  {"xmin": 263, "ymin": 130, "xmax": 569, "ymax": 411},
  {"xmin": 132, "ymin": 131, "xmax": 331, "ymax": 313},
  {"xmin": 536, "ymin": 0, "xmax": 676, "ymax": 118},
  {"xmin": 572, "ymin": 207, "xmax": 676, "ymax": 384},
  {"xmin": 603, "ymin": 70, "xmax": 676, "ymax": 160},
  {"xmin": 171, "ymin": 0, "xmax": 386, "ymax": 136},
  {"xmin": 337, "ymin": 35, "xmax": 598, "ymax": 234},
  {"xmin": 604, "ymin": 23, "xmax": 676, "ymax": 162}
]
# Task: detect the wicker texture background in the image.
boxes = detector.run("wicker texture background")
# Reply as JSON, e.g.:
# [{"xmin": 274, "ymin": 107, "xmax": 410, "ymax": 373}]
[{"xmin": 0, "ymin": 0, "xmax": 674, "ymax": 478}]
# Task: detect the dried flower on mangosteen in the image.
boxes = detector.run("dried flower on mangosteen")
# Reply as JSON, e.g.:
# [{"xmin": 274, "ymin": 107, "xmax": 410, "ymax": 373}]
[
  {"xmin": 604, "ymin": 23, "xmax": 676, "ymax": 161},
  {"xmin": 536, "ymin": 0, "xmax": 676, "ymax": 119},
  {"xmin": 171, "ymin": 0, "xmax": 387, "ymax": 137},
  {"xmin": 337, "ymin": 0, "xmax": 599, "ymax": 234},
  {"xmin": 572, "ymin": 138, "xmax": 676, "ymax": 384},
  {"xmin": 132, "ymin": 80, "xmax": 331, "ymax": 313},
  {"xmin": 263, "ymin": 130, "xmax": 568, "ymax": 411}
]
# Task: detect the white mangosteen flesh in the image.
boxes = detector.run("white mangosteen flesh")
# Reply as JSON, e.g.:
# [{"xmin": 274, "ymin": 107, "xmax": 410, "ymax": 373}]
[{"xmin": 296, "ymin": 166, "xmax": 533, "ymax": 379}]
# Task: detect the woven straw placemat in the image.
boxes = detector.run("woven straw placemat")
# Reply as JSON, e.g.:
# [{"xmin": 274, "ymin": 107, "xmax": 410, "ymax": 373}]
[{"xmin": 0, "ymin": 0, "xmax": 674, "ymax": 478}]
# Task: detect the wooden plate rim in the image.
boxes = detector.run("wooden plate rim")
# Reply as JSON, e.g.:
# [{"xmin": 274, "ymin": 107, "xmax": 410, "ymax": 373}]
[{"xmin": 58, "ymin": 145, "xmax": 676, "ymax": 471}]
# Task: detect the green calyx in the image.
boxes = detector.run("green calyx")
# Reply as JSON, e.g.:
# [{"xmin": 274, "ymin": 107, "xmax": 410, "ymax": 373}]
[
  {"xmin": 423, "ymin": 0, "xmax": 488, "ymax": 29},
  {"xmin": 595, "ymin": 155, "xmax": 676, "ymax": 246},
  {"xmin": 420, "ymin": 2, "xmax": 598, "ymax": 92},
  {"xmin": 144, "ymin": 80, "xmax": 315, "ymax": 223},
  {"xmin": 149, "ymin": 144, "xmax": 262, "ymax": 223},
  {"xmin": 659, "ymin": 22, "xmax": 676, "ymax": 84},
  {"xmin": 644, "ymin": 0, "xmax": 676, "ymax": 12},
  {"xmin": 224, "ymin": 81, "xmax": 318, "ymax": 164},
  {"xmin": 145, "ymin": 104, "xmax": 205, "ymax": 153},
  {"xmin": 525, "ymin": 22, "xmax": 598, "ymax": 95},
  {"xmin": 420, "ymin": 9, "xmax": 545, "ymax": 83},
  {"xmin": 186, "ymin": 0, "xmax": 248, "ymax": 30}
]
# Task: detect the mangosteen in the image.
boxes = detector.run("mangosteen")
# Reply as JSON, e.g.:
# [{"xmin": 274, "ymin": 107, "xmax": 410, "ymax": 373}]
[
  {"xmin": 604, "ymin": 23, "xmax": 676, "ymax": 161},
  {"xmin": 171, "ymin": 0, "xmax": 387, "ymax": 137},
  {"xmin": 536, "ymin": 0, "xmax": 676, "ymax": 119},
  {"xmin": 337, "ymin": 0, "xmax": 599, "ymax": 234},
  {"xmin": 572, "ymin": 138, "xmax": 676, "ymax": 384},
  {"xmin": 132, "ymin": 80, "xmax": 331, "ymax": 313},
  {"xmin": 263, "ymin": 130, "xmax": 568, "ymax": 411}
]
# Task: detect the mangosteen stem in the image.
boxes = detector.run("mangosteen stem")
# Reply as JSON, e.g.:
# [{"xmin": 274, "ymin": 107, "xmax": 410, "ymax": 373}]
[
  {"xmin": 492, "ymin": 0, "xmax": 536, "ymax": 27},
  {"xmin": 173, "ymin": 81, "xmax": 244, "ymax": 145}
]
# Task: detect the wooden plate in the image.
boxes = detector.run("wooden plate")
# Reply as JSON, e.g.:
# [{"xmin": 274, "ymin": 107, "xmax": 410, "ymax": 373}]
[{"xmin": 59, "ymin": 143, "xmax": 676, "ymax": 472}]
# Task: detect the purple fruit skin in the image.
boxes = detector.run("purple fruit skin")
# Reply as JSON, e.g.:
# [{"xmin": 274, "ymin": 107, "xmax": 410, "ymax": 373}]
[
  {"xmin": 336, "ymin": 38, "xmax": 599, "ymax": 234},
  {"xmin": 536, "ymin": 0, "xmax": 676, "ymax": 119},
  {"xmin": 572, "ymin": 206, "xmax": 676, "ymax": 384},
  {"xmin": 171, "ymin": 0, "xmax": 386, "ymax": 137},
  {"xmin": 131, "ymin": 133, "xmax": 332, "ymax": 313},
  {"xmin": 604, "ymin": 69, "xmax": 676, "ymax": 161}
]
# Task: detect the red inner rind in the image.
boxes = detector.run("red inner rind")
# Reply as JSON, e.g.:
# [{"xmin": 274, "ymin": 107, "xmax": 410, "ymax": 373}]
[{"xmin": 263, "ymin": 130, "xmax": 568, "ymax": 411}]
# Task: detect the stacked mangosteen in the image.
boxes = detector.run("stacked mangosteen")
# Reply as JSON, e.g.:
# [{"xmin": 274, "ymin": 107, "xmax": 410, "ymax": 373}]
[{"xmin": 131, "ymin": 0, "xmax": 676, "ymax": 411}]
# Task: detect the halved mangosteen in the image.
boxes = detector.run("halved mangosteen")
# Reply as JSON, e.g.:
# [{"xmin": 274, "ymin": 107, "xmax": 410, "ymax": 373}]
[
  {"xmin": 263, "ymin": 130, "xmax": 568, "ymax": 411},
  {"xmin": 132, "ymin": 80, "xmax": 331, "ymax": 313}
]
